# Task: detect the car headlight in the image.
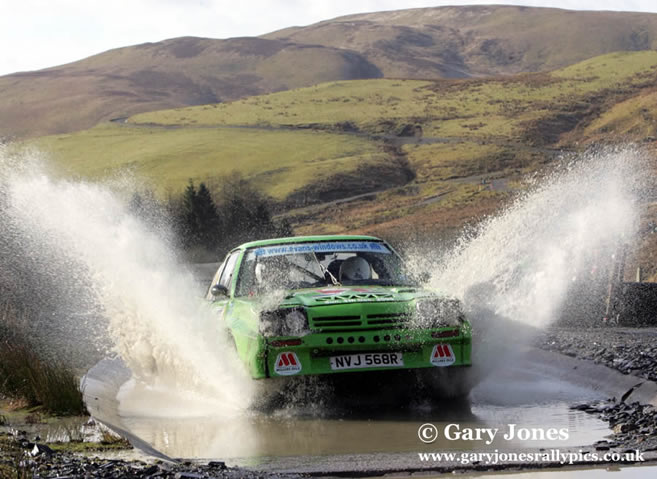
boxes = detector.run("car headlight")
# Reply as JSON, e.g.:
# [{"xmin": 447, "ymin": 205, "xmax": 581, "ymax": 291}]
[
  {"xmin": 260, "ymin": 308, "xmax": 310, "ymax": 337},
  {"xmin": 414, "ymin": 298, "xmax": 464, "ymax": 328}
]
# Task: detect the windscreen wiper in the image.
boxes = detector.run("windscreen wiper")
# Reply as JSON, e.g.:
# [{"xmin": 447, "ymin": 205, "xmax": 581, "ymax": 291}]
[{"xmin": 312, "ymin": 252, "xmax": 341, "ymax": 286}]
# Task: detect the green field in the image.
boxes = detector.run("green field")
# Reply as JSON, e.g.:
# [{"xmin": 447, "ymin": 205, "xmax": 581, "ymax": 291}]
[
  {"xmin": 25, "ymin": 51, "xmax": 657, "ymax": 239},
  {"xmin": 32, "ymin": 124, "xmax": 383, "ymax": 200},
  {"xmin": 130, "ymin": 51, "xmax": 657, "ymax": 142}
]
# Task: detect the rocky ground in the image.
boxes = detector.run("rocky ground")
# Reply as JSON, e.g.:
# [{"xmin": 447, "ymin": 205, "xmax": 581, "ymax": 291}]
[
  {"xmin": 571, "ymin": 399, "xmax": 657, "ymax": 453},
  {"xmin": 0, "ymin": 431, "xmax": 300, "ymax": 479},
  {"xmin": 539, "ymin": 327, "xmax": 657, "ymax": 381},
  {"xmin": 540, "ymin": 326, "xmax": 657, "ymax": 454}
]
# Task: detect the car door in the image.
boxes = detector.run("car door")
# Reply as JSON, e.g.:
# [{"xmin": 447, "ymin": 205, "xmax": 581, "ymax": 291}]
[{"xmin": 212, "ymin": 249, "xmax": 259, "ymax": 369}]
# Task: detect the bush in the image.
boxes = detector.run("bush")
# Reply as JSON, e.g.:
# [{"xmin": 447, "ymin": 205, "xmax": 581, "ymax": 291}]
[
  {"xmin": 0, "ymin": 305, "xmax": 86, "ymax": 416},
  {"xmin": 159, "ymin": 173, "xmax": 293, "ymax": 261}
]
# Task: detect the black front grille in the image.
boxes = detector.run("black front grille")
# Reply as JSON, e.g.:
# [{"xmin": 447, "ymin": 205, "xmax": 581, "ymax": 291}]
[
  {"xmin": 366, "ymin": 319, "xmax": 399, "ymax": 325},
  {"xmin": 366, "ymin": 312, "xmax": 409, "ymax": 326},
  {"xmin": 311, "ymin": 315, "xmax": 362, "ymax": 329}
]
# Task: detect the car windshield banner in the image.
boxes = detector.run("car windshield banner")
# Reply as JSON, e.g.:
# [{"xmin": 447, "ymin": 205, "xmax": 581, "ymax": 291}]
[{"xmin": 253, "ymin": 241, "xmax": 392, "ymax": 257}]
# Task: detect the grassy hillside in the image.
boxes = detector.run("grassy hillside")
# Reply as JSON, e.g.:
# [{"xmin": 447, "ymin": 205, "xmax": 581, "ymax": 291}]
[
  {"xmin": 130, "ymin": 51, "xmax": 657, "ymax": 145},
  {"xmin": 569, "ymin": 90, "xmax": 657, "ymax": 144},
  {"xmin": 24, "ymin": 51, "xmax": 657, "ymax": 248},
  {"xmin": 5, "ymin": 6, "xmax": 657, "ymax": 140},
  {"xmin": 32, "ymin": 125, "xmax": 387, "ymax": 200}
]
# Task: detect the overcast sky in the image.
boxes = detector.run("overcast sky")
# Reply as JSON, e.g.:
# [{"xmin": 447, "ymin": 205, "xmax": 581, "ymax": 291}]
[{"xmin": 2, "ymin": 0, "xmax": 657, "ymax": 76}]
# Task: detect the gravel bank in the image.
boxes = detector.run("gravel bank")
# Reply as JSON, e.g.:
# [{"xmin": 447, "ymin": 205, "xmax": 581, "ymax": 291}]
[
  {"xmin": 571, "ymin": 399, "xmax": 657, "ymax": 453},
  {"xmin": 538, "ymin": 327, "xmax": 657, "ymax": 381},
  {"xmin": 540, "ymin": 327, "xmax": 657, "ymax": 454},
  {"xmin": 0, "ymin": 431, "xmax": 301, "ymax": 479}
]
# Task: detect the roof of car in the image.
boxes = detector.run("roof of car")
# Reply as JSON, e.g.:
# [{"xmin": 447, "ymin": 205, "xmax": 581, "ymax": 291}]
[{"xmin": 237, "ymin": 235, "xmax": 383, "ymax": 250}]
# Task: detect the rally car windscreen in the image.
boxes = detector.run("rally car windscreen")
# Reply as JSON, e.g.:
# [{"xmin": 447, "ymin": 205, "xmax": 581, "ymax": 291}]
[{"xmin": 235, "ymin": 241, "xmax": 414, "ymax": 296}]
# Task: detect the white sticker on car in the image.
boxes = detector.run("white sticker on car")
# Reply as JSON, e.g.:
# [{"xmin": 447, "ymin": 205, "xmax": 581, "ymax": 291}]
[
  {"xmin": 274, "ymin": 352, "xmax": 302, "ymax": 375},
  {"xmin": 254, "ymin": 241, "xmax": 391, "ymax": 257},
  {"xmin": 430, "ymin": 344, "xmax": 456, "ymax": 367}
]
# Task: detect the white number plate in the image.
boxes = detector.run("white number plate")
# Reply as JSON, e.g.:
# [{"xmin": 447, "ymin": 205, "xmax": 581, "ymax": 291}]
[{"xmin": 330, "ymin": 352, "xmax": 404, "ymax": 370}]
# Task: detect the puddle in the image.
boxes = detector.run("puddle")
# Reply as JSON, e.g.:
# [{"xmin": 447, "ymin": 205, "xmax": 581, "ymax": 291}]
[
  {"xmin": 80, "ymin": 347, "xmax": 616, "ymax": 465},
  {"xmin": 0, "ymin": 415, "xmax": 98, "ymax": 443},
  {"xmin": 113, "ymin": 399, "xmax": 610, "ymax": 462},
  {"xmin": 105, "ymin": 349, "xmax": 612, "ymax": 463},
  {"xmin": 471, "ymin": 403, "xmax": 610, "ymax": 449}
]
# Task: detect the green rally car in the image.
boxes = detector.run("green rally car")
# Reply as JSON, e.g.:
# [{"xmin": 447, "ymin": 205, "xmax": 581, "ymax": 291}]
[{"xmin": 206, "ymin": 235, "xmax": 471, "ymax": 381}]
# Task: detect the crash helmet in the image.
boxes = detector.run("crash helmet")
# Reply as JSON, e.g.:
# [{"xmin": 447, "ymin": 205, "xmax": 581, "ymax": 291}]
[
  {"xmin": 339, "ymin": 256, "xmax": 372, "ymax": 281},
  {"xmin": 255, "ymin": 262, "xmax": 267, "ymax": 284}
]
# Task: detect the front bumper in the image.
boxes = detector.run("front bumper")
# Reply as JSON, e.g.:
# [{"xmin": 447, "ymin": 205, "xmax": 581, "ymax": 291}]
[{"xmin": 263, "ymin": 326, "xmax": 472, "ymax": 378}]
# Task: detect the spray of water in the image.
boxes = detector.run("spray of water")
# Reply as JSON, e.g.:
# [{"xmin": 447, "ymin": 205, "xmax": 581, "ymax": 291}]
[
  {"xmin": 434, "ymin": 147, "xmax": 643, "ymax": 327},
  {"xmin": 0, "ymin": 146, "xmax": 254, "ymax": 417},
  {"xmin": 415, "ymin": 147, "xmax": 645, "ymax": 393}
]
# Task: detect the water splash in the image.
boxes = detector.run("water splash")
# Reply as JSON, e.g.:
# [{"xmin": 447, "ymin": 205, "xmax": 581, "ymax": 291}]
[
  {"xmin": 405, "ymin": 147, "xmax": 646, "ymax": 392},
  {"xmin": 0, "ymin": 146, "xmax": 254, "ymax": 416},
  {"xmin": 434, "ymin": 147, "xmax": 644, "ymax": 328}
]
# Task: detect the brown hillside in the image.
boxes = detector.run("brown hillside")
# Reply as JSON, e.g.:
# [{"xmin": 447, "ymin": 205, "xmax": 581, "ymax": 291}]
[
  {"xmin": 5, "ymin": 5, "xmax": 657, "ymax": 139},
  {"xmin": 0, "ymin": 37, "xmax": 379, "ymax": 139},
  {"xmin": 266, "ymin": 5, "xmax": 657, "ymax": 77}
]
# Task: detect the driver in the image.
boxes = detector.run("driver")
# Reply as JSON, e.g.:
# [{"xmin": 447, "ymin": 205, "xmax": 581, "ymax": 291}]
[
  {"xmin": 255, "ymin": 262, "xmax": 268, "ymax": 286},
  {"xmin": 255, "ymin": 260, "xmax": 284, "ymax": 289},
  {"xmin": 339, "ymin": 256, "xmax": 372, "ymax": 282}
]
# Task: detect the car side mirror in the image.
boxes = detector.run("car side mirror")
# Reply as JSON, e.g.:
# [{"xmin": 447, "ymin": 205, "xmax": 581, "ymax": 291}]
[{"xmin": 210, "ymin": 284, "xmax": 229, "ymax": 297}]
